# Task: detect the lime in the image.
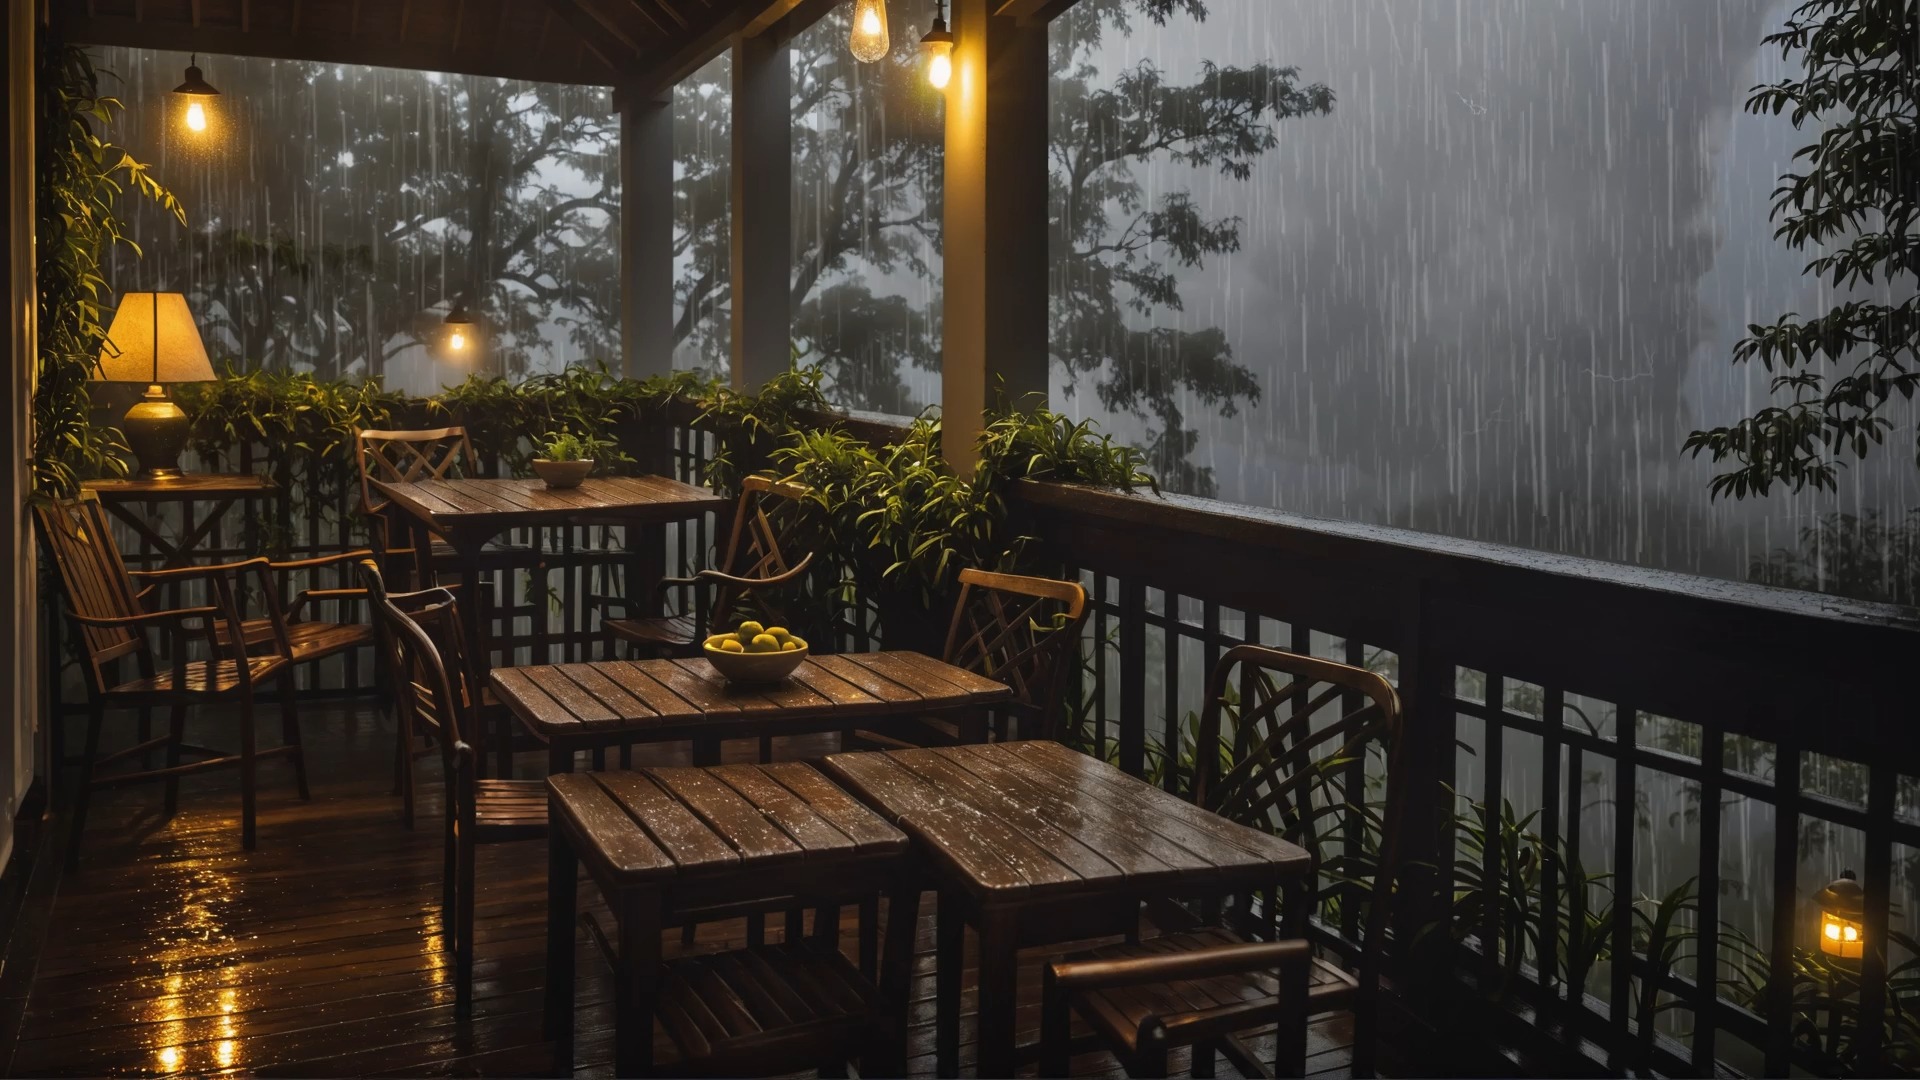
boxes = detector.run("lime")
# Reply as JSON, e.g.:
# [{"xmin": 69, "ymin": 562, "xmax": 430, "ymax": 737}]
[
  {"xmin": 719, "ymin": 638, "xmax": 745, "ymax": 653},
  {"xmin": 780, "ymin": 640, "xmax": 800, "ymax": 652},
  {"xmin": 738, "ymin": 620, "xmax": 765, "ymax": 636},
  {"xmin": 766, "ymin": 626, "xmax": 790, "ymax": 639},
  {"xmin": 750, "ymin": 633, "xmax": 779, "ymax": 653}
]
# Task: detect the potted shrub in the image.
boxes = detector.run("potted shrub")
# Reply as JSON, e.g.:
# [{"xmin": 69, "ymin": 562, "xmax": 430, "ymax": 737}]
[{"xmin": 530, "ymin": 430, "xmax": 605, "ymax": 489}]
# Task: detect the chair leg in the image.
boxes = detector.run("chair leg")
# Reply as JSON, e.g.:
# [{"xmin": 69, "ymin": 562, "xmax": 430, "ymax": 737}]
[
  {"xmin": 1191, "ymin": 1039, "xmax": 1217, "ymax": 1078},
  {"xmin": 442, "ymin": 819, "xmax": 458, "ymax": 950},
  {"xmin": 279, "ymin": 679, "xmax": 310, "ymax": 801},
  {"xmin": 935, "ymin": 894, "xmax": 964, "ymax": 1077},
  {"xmin": 162, "ymin": 704, "xmax": 188, "ymax": 816},
  {"xmin": 455, "ymin": 830, "xmax": 476, "ymax": 1011},
  {"xmin": 238, "ymin": 695, "xmax": 258, "ymax": 850},
  {"xmin": 1039, "ymin": 964, "xmax": 1072, "ymax": 1078},
  {"xmin": 67, "ymin": 702, "xmax": 104, "ymax": 869},
  {"xmin": 858, "ymin": 895, "xmax": 880, "ymax": 981}
]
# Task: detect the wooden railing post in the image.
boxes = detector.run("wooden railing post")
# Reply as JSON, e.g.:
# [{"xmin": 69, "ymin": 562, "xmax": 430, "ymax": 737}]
[{"xmin": 1392, "ymin": 580, "xmax": 1457, "ymax": 996}]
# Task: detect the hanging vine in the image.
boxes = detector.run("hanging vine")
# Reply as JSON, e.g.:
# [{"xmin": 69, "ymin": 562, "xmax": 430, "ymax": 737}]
[{"xmin": 34, "ymin": 40, "xmax": 183, "ymax": 497}]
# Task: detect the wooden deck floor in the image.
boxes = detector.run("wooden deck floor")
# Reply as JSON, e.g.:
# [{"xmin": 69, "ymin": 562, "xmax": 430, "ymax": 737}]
[{"xmin": 0, "ymin": 701, "xmax": 1360, "ymax": 1077}]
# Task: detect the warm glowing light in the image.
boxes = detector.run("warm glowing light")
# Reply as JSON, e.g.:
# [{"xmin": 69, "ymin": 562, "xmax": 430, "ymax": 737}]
[
  {"xmin": 1816, "ymin": 869, "xmax": 1867, "ymax": 959},
  {"xmin": 158, "ymin": 1047, "xmax": 181, "ymax": 1071},
  {"xmin": 849, "ymin": 0, "xmax": 890, "ymax": 62},
  {"xmin": 185, "ymin": 101, "xmax": 207, "ymax": 131},
  {"xmin": 920, "ymin": 4, "xmax": 954, "ymax": 91},
  {"xmin": 928, "ymin": 47, "xmax": 952, "ymax": 89},
  {"xmin": 448, "ymin": 330, "xmax": 467, "ymax": 352},
  {"xmin": 216, "ymin": 1041, "xmax": 236, "ymax": 1067}
]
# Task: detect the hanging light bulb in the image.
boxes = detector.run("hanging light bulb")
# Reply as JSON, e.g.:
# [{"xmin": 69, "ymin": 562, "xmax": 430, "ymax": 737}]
[
  {"xmin": 921, "ymin": 1, "xmax": 955, "ymax": 90},
  {"xmin": 171, "ymin": 54, "xmax": 220, "ymax": 135},
  {"xmin": 849, "ymin": 0, "xmax": 891, "ymax": 63},
  {"xmin": 444, "ymin": 303, "xmax": 474, "ymax": 354}
]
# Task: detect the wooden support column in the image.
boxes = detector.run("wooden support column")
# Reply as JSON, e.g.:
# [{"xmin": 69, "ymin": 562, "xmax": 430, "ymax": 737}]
[
  {"xmin": 2, "ymin": 0, "xmax": 41, "ymax": 863},
  {"xmin": 729, "ymin": 27, "xmax": 792, "ymax": 391},
  {"xmin": 941, "ymin": 0, "xmax": 1050, "ymax": 474},
  {"xmin": 620, "ymin": 91, "xmax": 675, "ymax": 380}
]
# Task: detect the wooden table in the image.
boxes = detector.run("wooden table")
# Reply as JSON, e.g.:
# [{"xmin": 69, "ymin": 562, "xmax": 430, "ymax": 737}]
[
  {"xmin": 822, "ymin": 739, "xmax": 1315, "ymax": 1078},
  {"xmin": 373, "ymin": 475, "xmax": 729, "ymax": 774},
  {"xmin": 492, "ymin": 651, "xmax": 1012, "ymax": 772},
  {"xmin": 82, "ymin": 474, "xmax": 277, "ymax": 569},
  {"xmin": 544, "ymin": 763, "xmax": 917, "ymax": 1076}
]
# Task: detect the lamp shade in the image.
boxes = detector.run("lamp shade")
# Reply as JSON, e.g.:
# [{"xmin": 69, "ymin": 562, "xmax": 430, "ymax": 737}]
[{"xmin": 94, "ymin": 292, "xmax": 216, "ymax": 385}]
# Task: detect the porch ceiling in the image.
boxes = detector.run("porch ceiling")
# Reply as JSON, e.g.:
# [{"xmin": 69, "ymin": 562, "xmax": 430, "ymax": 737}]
[{"xmin": 46, "ymin": 0, "xmax": 817, "ymax": 89}]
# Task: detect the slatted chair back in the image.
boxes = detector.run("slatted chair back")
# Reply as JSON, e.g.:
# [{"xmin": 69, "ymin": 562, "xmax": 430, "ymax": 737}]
[
  {"xmin": 355, "ymin": 427, "xmax": 478, "ymax": 552},
  {"xmin": 941, "ymin": 569, "xmax": 1089, "ymax": 740},
  {"xmin": 1189, "ymin": 645, "xmax": 1406, "ymax": 975},
  {"xmin": 708, "ymin": 476, "xmax": 816, "ymax": 624},
  {"xmin": 34, "ymin": 496, "xmax": 155, "ymax": 687},
  {"xmin": 363, "ymin": 561, "xmax": 479, "ymax": 813}
]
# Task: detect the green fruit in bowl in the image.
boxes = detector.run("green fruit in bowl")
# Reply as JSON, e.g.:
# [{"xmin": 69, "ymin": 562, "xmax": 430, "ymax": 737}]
[
  {"xmin": 781, "ymin": 640, "xmax": 800, "ymax": 651},
  {"xmin": 738, "ymin": 620, "xmax": 765, "ymax": 636},
  {"xmin": 718, "ymin": 638, "xmax": 744, "ymax": 653},
  {"xmin": 749, "ymin": 633, "xmax": 779, "ymax": 652}
]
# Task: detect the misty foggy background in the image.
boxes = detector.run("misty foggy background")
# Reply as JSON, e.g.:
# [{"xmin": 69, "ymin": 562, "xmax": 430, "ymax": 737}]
[{"xmin": 99, "ymin": 0, "xmax": 1919, "ymax": 597}]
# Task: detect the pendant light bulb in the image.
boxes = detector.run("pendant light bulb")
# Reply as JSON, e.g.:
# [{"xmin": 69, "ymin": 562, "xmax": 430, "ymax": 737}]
[
  {"xmin": 921, "ymin": 4, "xmax": 955, "ymax": 90},
  {"xmin": 172, "ymin": 54, "xmax": 220, "ymax": 136},
  {"xmin": 850, "ymin": 0, "xmax": 891, "ymax": 63}
]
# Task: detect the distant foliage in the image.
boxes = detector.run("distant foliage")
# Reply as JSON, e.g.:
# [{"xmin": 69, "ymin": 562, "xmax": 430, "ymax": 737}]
[
  {"xmin": 1685, "ymin": 0, "xmax": 1920, "ymax": 498},
  {"xmin": 1749, "ymin": 508, "xmax": 1920, "ymax": 605},
  {"xmin": 33, "ymin": 42, "xmax": 183, "ymax": 497}
]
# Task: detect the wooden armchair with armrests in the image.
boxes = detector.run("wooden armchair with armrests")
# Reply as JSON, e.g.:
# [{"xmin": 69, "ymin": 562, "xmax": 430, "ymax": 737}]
[
  {"xmin": 35, "ymin": 495, "xmax": 315, "ymax": 858},
  {"xmin": 1040, "ymin": 644, "xmax": 1407, "ymax": 1078}
]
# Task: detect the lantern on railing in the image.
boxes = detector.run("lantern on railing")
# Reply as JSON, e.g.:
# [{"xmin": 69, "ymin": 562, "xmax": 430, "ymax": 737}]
[{"xmin": 1816, "ymin": 869, "xmax": 1865, "ymax": 959}]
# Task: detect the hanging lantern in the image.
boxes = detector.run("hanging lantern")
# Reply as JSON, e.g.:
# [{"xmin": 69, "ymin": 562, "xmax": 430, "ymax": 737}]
[
  {"xmin": 172, "ymin": 54, "xmax": 221, "ymax": 134},
  {"xmin": 444, "ymin": 303, "xmax": 474, "ymax": 354},
  {"xmin": 921, "ymin": 1, "xmax": 954, "ymax": 90},
  {"xmin": 849, "ymin": 0, "xmax": 891, "ymax": 63},
  {"xmin": 1816, "ymin": 869, "xmax": 1866, "ymax": 959}
]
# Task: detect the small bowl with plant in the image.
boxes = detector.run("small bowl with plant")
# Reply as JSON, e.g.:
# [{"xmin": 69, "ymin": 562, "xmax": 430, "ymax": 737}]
[
  {"xmin": 530, "ymin": 431, "xmax": 606, "ymax": 489},
  {"xmin": 702, "ymin": 620, "xmax": 809, "ymax": 683}
]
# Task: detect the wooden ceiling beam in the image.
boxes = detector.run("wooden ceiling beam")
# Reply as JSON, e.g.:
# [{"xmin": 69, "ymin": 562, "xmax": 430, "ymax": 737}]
[
  {"xmin": 537, "ymin": 0, "xmax": 644, "ymax": 70},
  {"xmin": 51, "ymin": 9, "xmax": 622, "ymax": 85},
  {"xmin": 993, "ymin": 0, "xmax": 1081, "ymax": 24},
  {"xmin": 629, "ymin": 0, "xmax": 833, "ymax": 98}
]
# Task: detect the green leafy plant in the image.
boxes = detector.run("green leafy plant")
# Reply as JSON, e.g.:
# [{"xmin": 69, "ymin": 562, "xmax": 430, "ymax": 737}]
[
  {"xmin": 1684, "ymin": 0, "xmax": 1920, "ymax": 498},
  {"xmin": 535, "ymin": 430, "xmax": 611, "ymax": 463},
  {"xmin": 33, "ymin": 42, "xmax": 184, "ymax": 497}
]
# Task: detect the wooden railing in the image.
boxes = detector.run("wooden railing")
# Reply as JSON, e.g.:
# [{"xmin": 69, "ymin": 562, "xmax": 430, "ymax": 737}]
[
  {"xmin": 1012, "ymin": 479, "xmax": 1920, "ymax": 1076},
  {"xmin": 59, "ymin": 408, "xmax": 1920, "ymax": 1076}
]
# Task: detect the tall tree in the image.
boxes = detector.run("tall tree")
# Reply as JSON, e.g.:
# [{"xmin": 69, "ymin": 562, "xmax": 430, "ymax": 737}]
[
  {"xmin": 110, "ymin": 52, "xmax": 619, "ymax": 380},
  {"xmin": 671, "ymin": 0, "xmax": 1332, "ymax": 493},
  {"xmin": 1684, "ymin": 0, "xmax": 1919, "ymax": 499}
]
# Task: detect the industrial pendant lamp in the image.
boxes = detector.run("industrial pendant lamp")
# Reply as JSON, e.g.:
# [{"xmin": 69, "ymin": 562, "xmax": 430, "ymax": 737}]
[
  {"xmin": 171, "ymin": 54, "xmax": 221, "ymax": 134},
  {"xmin": 921, "ymin": 0, "xmax": 954, "ymax": 89},
  {"xmin": 849, "ymin": 0, "xmax": 891, "ymax": 63}
]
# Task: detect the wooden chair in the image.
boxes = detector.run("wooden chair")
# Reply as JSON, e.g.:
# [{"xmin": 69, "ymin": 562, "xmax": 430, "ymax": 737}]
[
  {"xmin": 361, "ymin": 559, "xmax": 546, "ymax": 1009},
  {"xmin": 854, "ymin": 568, "xmax": 1088, "ymax": 748},
  {"xmin": 596, "ymin": 475, "xmax": 815, "ymax": 657},
  {"xmin": 354, "ymin": 426, "xmax": 537, "ymax": 584},
  {"xmin": 34, "ymin": 496, "xmax": 307, "ymax": 858},
  {"xmin": 1040, "ymin": 645, "xmax": 1406, "ymax": 1079}
]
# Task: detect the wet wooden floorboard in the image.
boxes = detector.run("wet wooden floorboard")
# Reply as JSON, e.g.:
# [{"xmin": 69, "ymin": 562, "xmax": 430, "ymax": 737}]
[{"xmin": 4, "ymin": 701, "xmax": 1358, "ymax": 1077}]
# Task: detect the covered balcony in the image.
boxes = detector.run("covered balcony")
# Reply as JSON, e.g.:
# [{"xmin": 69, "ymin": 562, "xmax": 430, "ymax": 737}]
[{"xmin": 0, "ymin": 0, "xmax": 1915, "ymax": 1077}]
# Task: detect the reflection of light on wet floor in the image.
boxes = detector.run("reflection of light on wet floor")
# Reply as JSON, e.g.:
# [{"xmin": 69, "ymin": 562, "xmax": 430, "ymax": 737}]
[{"xmin": 143, "ymin": 832, "xmax": 249, "ymax": 1073}]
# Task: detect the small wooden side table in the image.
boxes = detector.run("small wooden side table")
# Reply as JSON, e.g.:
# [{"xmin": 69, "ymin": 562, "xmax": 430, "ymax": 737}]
[{"xmin": 81, "ymin": 473, "xmax": 278, "ymax": 569}]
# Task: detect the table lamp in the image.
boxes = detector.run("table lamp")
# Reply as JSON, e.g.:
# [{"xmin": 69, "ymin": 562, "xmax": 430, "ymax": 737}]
[{"xmin": 93, "ymin": 291, "xmax": 217, "ymax": 479}]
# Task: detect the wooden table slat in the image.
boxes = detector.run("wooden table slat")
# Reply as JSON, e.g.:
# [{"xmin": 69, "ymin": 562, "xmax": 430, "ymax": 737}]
[
  {"xmin": 822, "ymin": 752, "xmax": 1080, "ymax": 896},
  {"xmin": 594, "ymin": 771, "xmax": 740, "ymax": 872},
  {"xmin": 548, "ymin": 772, "xmax": 676, "ymax": 879},
  {"xmin": 992, "ymin": 741, "xmax": 1310, "ymax": 869},
  {"xmin": 805, "ymin": 654, "xmax": 926, "ymax": 704},
  {"xmin": 551, "ymin": 664, "xmax": 659, "ymax": 720},
  {"xmin": 882, "ymin": 748, "xmax": 1129, "ymax": 880},
  {"xmin": 783, "ymin": 662, "xmax": 890, "ymax": 714},
  {"xmin": 516, "ymin": 666, "xmax": 621, "ymax": 725},
  {"xmin": 648, "ymin": 767, "xmax": 805, "ymax": 863},
  {"xmin": 672, "ymin": 659, "xmax": 836, "ymax": 717},
  {"xmin": 489, "ymin": 667, "xmax": 585, "ymax": 731},
  {"xmin": 706, "ymin": 764, "xmax": 859, "ymax": 854},
  {"xmin": 920, "ymin": 745, "xmax": 1203, "ymax": 876},
  {"xmin": 592, "ymin": 661, "xmax": 704, "ymax": 723},
  {"xmin": 868, "ymin": 650, "xmax": 1011, "ymax": 700},
  {"xmin": 752, "ymin": 761, "xmax": 912, "ymax": 851}
]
